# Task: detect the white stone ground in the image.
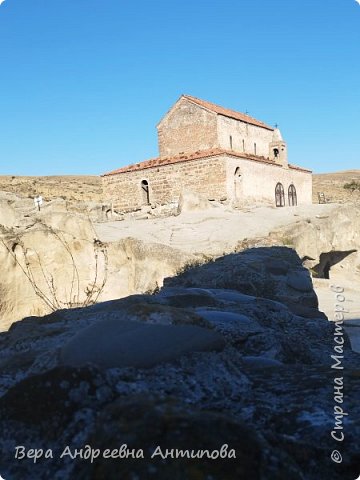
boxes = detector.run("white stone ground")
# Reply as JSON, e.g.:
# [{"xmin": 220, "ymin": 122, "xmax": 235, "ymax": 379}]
[
  {"xmin": 96, "ymin": 204, "xmax": 338, "ymax": 256},
  {"xmin": 95, "ymin": 203, "xmax": 359, "ymax": 353}
]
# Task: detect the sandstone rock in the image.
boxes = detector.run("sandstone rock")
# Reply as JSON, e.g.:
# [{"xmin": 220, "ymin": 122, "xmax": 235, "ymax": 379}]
[
  {"xmin": 157, "ymin": 287, "xmax": 221, "ymax": 308},
  {"xmin": 0, "ymin": 366, "xmax": 110, "ymax": 430},
  {"xmin": 167, "ymin": 247, "xmax": 321, "ymax": 316},
  {"xmin": 0, "ymin": 245, "xmax": 359, "ymax": 480},
  {"xmin": 0, "ymin": 200, "xmax": 18, "ymax": 228},
  {"xmin": 72, "ymin": 398, "xmax": 270, "ymax": 480},
  {"xmin": 0, "ymin": 217, "xmax": 195, "ymax": 331},
  {"xmin": 242, "ymin": 355, "xmax": 284, "ymax": 369},
  {"xmin": 101, "ymin": 302, "xmax": 211, "ymax": 327},
  {"xmin": 0, "ymin": 220, "xmax": 103, "ymax": 331},
  {"xmin": 37, "ymin": 211, "xmax": 95, "ymax": 240},
  {"xmin": 59, "ymin": 319, "xmax": 225, "ymax": 369},
  {"xmin": 194, "ymin": 309, "xmax": 264, "ymax": 343},
  {"xmin": 177, "ymin": 191, "xmax": 212, "ymax": 214},
  {"xmin": 286, "ymin": 270, "xmax": 313, "ymax": 292},
  {"xmin": 271, "ymin": 204, "xmax": 360, "ymax": 279},
  {"xmin": 264, "ymin": 258, "xmax": 290, "ymax": 276}
]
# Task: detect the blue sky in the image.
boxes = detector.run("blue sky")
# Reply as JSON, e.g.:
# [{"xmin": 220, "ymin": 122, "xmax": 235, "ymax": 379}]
[{"xmin": 0, "ymin": 0, "xmax": 359, "ymax": 175}]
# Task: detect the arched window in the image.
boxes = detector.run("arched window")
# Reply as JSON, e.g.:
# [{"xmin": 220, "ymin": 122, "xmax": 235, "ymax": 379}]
[
  {"xmin": 273, "ymin": 148, "xmax": 279, "ymax": 158},
  {"xmin": 233, "ymin": 167, "xmax": 242, "ymax": 200},
  {"xmin": 275, "ymin": 182, "xmax": 285, "ymax": 207},
  {"xmin": 288, "ymin": 184, "xmax": 297, "ymax": 206},
  {"xmin": 141, "ymin": 180, "xmax": 150, "ymax": 205}
]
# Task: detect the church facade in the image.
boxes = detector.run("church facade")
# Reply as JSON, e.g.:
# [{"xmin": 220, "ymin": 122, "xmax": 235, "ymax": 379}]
[{"xmin": 102, "ymin": 95, "xmax": 312, "ymax": 211}]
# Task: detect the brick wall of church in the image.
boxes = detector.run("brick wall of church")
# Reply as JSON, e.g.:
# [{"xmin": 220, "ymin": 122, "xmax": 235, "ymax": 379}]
[
  {"xmin": 102, "ymin": 155, "xmax": 227, "ymax": 212},
  {"xmin": 157, "ymin": 98, "xmax": 218, "ymax": 158},
  {"xmin": 157, "ymin": 97, "xmax": 277, "ymax": 162},
  {"xmin": 217, "ymin": 115, "xmax": 274, "ymax": 159}
]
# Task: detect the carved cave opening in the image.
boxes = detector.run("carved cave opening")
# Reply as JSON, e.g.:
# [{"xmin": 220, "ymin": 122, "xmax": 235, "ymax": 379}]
[{"xmin": 313, "ymin": 250, "xmax": 357, "ymax": 279}]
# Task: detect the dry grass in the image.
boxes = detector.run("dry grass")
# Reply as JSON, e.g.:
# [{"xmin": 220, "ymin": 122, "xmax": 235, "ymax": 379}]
[
  {"xmin": 312, "ymin": 170, "xmax": 360, "ymax": 204},
  {"xmin": 0, "ymin": 169, "xmax": 359, "ymax": 205},
  {"xmin": 0, "ymin": 175, "xmax": 102, "ymax": 202}
]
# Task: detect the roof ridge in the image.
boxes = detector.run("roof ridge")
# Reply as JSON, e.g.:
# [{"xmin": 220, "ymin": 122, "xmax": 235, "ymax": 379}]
[{"xmin": 182, "ymin": 94, "xmax": 274, "ymax": 131}]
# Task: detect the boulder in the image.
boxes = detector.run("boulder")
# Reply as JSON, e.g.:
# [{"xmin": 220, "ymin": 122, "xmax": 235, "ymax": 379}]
[
  {"xmin": 0, "ymin": 218, "xmax": 196, "ymax": 331},
  {"xmin": 0, "ymin": 200, "xmax": 18, "ymax": 228},
  {"xmin": 59, "ymin": 319, "xmax": 225, "ymax": 369},
  {"xmin": 0, "ymin": 245, "xmax": 359, "ymax": 480},
  {"xmin": 286, "ymin": 270, "xmax": 313, "ymax": 292},
  {"xmin": 177, "ymin": 191, "xmax": 212, "ymax": 214}
]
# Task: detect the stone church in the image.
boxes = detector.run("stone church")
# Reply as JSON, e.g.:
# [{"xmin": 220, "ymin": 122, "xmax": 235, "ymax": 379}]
[{"xmin": 102, "ymin": 95, "xmax": 312, "ymax": 211}]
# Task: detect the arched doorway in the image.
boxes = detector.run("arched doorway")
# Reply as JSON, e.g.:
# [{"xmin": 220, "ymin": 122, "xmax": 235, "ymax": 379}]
[
  {"xmin": 234, "ymin": 167, "xmax": 242, "ymax": 201},
  {"xmin": 288, "ymin": 184, "xmax": 297, "ymax": 206},
  {"xmin": 275, "ymin": 182, "xmax": 285, "ymax": 207},
  {"xmin": 141, "ymin": 180, "xmax": 150, "ymax": 205}
]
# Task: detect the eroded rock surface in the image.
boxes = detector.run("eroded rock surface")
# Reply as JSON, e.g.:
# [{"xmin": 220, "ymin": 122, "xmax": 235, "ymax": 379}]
[
  {"xmin": 0, "ymin": 200, "xmax": 194, "ymax": 330},
  {"xmin": 0, "ymin": 247, "xmax": 359, "ymax": 479}
]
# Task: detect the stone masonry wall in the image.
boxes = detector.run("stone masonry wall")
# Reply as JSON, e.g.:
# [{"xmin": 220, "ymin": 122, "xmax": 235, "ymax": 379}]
[
  {"xmin": 217, "ymin": 115, "xmax": 274, "ymax": 159},
  {"xmin": 102, "ymin": 156, "xmax": 227, "ymax": 212},
  {"xmin": 157, "ymin": 98, "xmax": 218, "ymax": 158},
  {"xmin": 158, "ymin": 97, "xmax": 275, "ymax": 161},
  {"xmin": 225, "ymin": 156, "xmax": 312, "ymax": 206}
]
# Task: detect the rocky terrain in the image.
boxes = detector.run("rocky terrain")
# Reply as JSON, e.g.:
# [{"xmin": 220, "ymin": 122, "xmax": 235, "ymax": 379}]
[
  {"xmin": 0, "ymin": 190, "xmax": 197, "ymax": 331},
  {"xmin": 2, "ymin": 186, "xmax": 360, "ymax": 333},
  {"xmin": 312, "ymin": 170, "xmax": 360, "ymax": 204},
  {"xmin": 1, "ymin": 177, "xmax": 360, "ymax": 479},
  {"xmin": 0, "ymin": 175, "xmax": 102, "ymax": 203},
  {"xmin": 0, "ymin": 246, "xmax": 359, "ymax": 479}
]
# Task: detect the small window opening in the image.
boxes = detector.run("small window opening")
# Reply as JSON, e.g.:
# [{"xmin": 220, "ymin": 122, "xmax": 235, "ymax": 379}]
[
  {"xmin": 254, "ymin": 143, "xmax": 257, "ymax": 155},
  {"xmin": 141, "ymin": 180, "xmax": 150, "ymax": 205},
  {"xmin": 234, "ymin": 167, "xmax": 241, "ymax": 178},
  {"xmin": 273, "ymin": 148, "xmax": 279, "ymax": 158},
  {"xmin": 229, "ymin": 135, "xmax": 233, "ymax": 150}
]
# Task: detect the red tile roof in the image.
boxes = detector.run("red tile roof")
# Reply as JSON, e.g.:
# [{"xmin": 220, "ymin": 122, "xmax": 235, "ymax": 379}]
[
  {"xmin": 102, "ymin": 149, "xmax": 287, "ymax": 177},
  {"xmin": 288, "ymin": 164, "xmax": 312, "ymax": 173},
  {"xmin": 183, "ymin": 95, "xmax": 274, "ymax": 131}
]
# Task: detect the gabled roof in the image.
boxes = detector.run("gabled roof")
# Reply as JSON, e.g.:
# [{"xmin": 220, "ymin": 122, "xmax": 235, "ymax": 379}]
[
  {"xmin": 182, "ymin": 95, "xmax": 275, "ymax": 131},
  {"xmin": 101, "ymin": 149, "xmax": 299, "ymax": 177}
]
